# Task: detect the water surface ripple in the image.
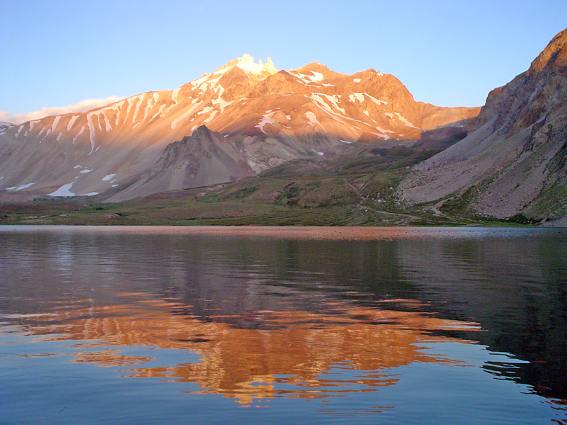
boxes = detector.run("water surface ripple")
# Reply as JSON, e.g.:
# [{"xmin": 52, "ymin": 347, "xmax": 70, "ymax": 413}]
[{"xmin": 0, "ymin": 226, "xmax": 566, "ymax": 424}]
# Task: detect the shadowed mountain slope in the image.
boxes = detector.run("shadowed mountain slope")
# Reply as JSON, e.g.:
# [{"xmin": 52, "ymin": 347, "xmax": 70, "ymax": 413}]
[{"xmin": 400, "ymin": 29, "xmax": 567, "ymax": 223}]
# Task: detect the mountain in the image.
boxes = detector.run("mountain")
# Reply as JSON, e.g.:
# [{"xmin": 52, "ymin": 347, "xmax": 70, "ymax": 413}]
[
  {"xmin": 0, "ymin": 121, "xmax": 12, "ymax": 133},
  {"xmin": 0, "ymin": 54, "xmax": 478, "ymax": 202},
  {"xmin": 400, "ymin": 29, "xmax": 567, "ymax": 224}
]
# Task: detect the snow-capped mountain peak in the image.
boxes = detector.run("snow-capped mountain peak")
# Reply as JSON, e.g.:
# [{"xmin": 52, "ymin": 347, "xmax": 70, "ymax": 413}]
[
  {"xmin": 215, "ymin": 54, "xmax": 277, "ymax": 77},
  {"xmin": 0, "ymin": 56, "xmax": 479, "ymax": 202}
]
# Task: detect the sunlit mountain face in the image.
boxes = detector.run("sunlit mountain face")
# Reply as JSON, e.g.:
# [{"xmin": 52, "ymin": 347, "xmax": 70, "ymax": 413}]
[
  {"xmin": 0, "ymin": 55, "xmax": 478, "ymax": 202},
  {"xmin": 1, "ymin": 226, "xmax": 566, "ymax": 424}
]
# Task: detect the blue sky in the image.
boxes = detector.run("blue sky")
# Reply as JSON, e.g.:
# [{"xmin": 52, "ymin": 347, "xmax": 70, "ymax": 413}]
[{"xmin": 1, "ymin": 0, "xmax": 566, "ymax": 117}]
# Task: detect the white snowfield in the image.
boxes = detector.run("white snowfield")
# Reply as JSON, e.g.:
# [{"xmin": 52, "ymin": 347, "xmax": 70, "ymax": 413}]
[
  {"xmin": 48, "ymin": 183, "xmax": 75, "ymax": 197},
  {"xmin": 6, "ymin": 182, "xmax": 35, "ymax": 191},
  {"xmin": 102, "ymin": 174, "xmax": 116, "ymax": 182},
  {"xmin": 48, "ymin": 182, "xmax": 99, "ymax": 197}
]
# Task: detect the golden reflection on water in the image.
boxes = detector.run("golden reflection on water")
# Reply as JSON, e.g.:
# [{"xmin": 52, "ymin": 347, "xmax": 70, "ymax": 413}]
[{"xmin": 16, "ymin": 293, "xmax": 480, "ymax": 405}]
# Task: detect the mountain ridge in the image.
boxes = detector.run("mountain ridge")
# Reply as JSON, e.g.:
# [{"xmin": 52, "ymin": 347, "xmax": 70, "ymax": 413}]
[
  {"xmin": 0, "ymin": 55, "xmax": 478, "ymax": 202},
  {"xmin": 400, "ymin": 29, "xmax": 567, "ymax": 223}
]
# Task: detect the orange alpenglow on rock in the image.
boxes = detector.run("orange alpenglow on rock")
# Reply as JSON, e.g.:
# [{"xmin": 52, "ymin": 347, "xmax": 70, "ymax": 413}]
[
  {"xmin": 16, "ymin": 293, "xmax": 480, "ymax": 406},
  {"xmin": 0, "ymin": 54, "xmax": 478, "ymax": 202}
]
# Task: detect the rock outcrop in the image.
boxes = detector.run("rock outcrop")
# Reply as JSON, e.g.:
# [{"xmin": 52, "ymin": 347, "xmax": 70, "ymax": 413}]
[{"xmin": 400, "ymin": 29, "xmax": 567, "ymax": 222}]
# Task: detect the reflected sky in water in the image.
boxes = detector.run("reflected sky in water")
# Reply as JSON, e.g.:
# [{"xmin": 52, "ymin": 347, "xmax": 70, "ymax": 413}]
[{"xmin": 0, "ymin": 226, "xmax": 566, "ymax": 424}]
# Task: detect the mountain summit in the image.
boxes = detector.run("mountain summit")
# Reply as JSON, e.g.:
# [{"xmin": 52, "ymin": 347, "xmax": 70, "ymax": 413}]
[
  {"xmin": 0, "ymin": 56, "xmax": 478, "ymax": 201},
  {"xmin": 215, "ymin": 54, "xmax": 277, "ymax": 77}
]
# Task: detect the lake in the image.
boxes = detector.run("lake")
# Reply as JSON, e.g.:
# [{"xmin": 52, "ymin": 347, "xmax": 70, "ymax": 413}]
[{"xmin": 0, "ymin": 226, "xmax": 566, "ymax": 424}]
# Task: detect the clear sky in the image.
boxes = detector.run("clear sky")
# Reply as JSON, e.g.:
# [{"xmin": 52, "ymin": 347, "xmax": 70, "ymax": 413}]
[{"xmin": 1, "ymin": 0, "xmax": 566, "ymax": 117}]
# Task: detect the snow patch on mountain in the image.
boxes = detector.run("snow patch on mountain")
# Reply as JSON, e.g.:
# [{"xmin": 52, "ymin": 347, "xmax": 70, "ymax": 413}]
[
  {"xmin": 305, "ymin": 111, "xmax": 321, "ymax": 127},
  {"xmin": 67, "ymin": 115, "xmax": 79, "ymax": 131},
  {"xmin": 291, "ymin": 71, "xmax": 326, "ymax": 84},
  {"xmin": 86, "ymin": 114, "xmax": 97, "ymax": 154},
  {"xmin": 50, "ymin": 184, "xmax": 99, "ymax": 197},
  {"xmin": 6, "ymin": 182, "xmax": 35, "ymax": 192},
  {"xmin": 214, "ymin": 54, "xmax": 277, "ymax": 77},
  {"xmin": 171, "ymin": 102, "xmax": 202, "ymax": 129},
  {"xmin": 255, "ymin": 112, "xmax": 275, "ymax": 134},
  {"xmin": 50, "ymin": 116, "xmax": 61, "ymax": 133},
  {"xmin": 348, "ymin": 93, "xmax": 365, "ymax": 103},
  {"xmin": 386, "ymin": 112, "xmax": 417, "ymax": 128},
  {"xmin": 236, "ymin": 54, "xmax": 276, "ymax": 75},
  {"xmin": 72, "ymin": 126, "xmax": 85, "ymax": 144},
  {"xmin": 171, "ymin": 87, "xmax": 181, "ymax": 103},
  {"xmin": 365, "ymin": 94, "xmax": 388, "ymax": 106},
  {"xmin": 310, "ymin": 94, "xmax": 346, "ymax": 117}
]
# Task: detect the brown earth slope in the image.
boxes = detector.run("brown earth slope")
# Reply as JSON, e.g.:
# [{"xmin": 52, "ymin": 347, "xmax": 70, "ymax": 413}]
[{"xmin": 400, "ymin": 29, "xmax": 567, "ymax": 223}]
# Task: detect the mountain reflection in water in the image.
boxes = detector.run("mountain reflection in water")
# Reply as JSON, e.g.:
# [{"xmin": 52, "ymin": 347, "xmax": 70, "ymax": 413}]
[
  {"xmin": 11, "ymin": 293, "xmax": 479, "ymax": 405},
  {"xmin": 1, "ymin": 226, "xmax": 566, "ymax": 424}
]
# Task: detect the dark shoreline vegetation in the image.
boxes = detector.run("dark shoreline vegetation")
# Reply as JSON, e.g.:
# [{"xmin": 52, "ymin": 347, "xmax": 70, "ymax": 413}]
[
  {"xmin": 0, "ymin": 171, "xmax": 536, "ymax": 227},
  {"xmin": 0, "ymin": 195, "xmax": 534, "ymax": 227}
]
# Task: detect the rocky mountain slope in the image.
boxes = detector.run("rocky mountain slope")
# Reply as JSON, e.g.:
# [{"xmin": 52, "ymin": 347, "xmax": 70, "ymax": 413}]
[
  {"xmin": 0, "ymin": 122, "xmax": 12, "ymax": 132},
  {"xmin": 400, "ymin": 29, "xmax": 567, "ymax": 223},
  {"xmin": 0, "ymin": 55, "xmax": 478, "ymax": 202}
]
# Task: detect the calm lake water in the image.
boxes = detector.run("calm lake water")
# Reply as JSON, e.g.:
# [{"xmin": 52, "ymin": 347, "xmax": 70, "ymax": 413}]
[{"xmin": 1, "ymin": 225, "xmax": 566, "ymax": 424}]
